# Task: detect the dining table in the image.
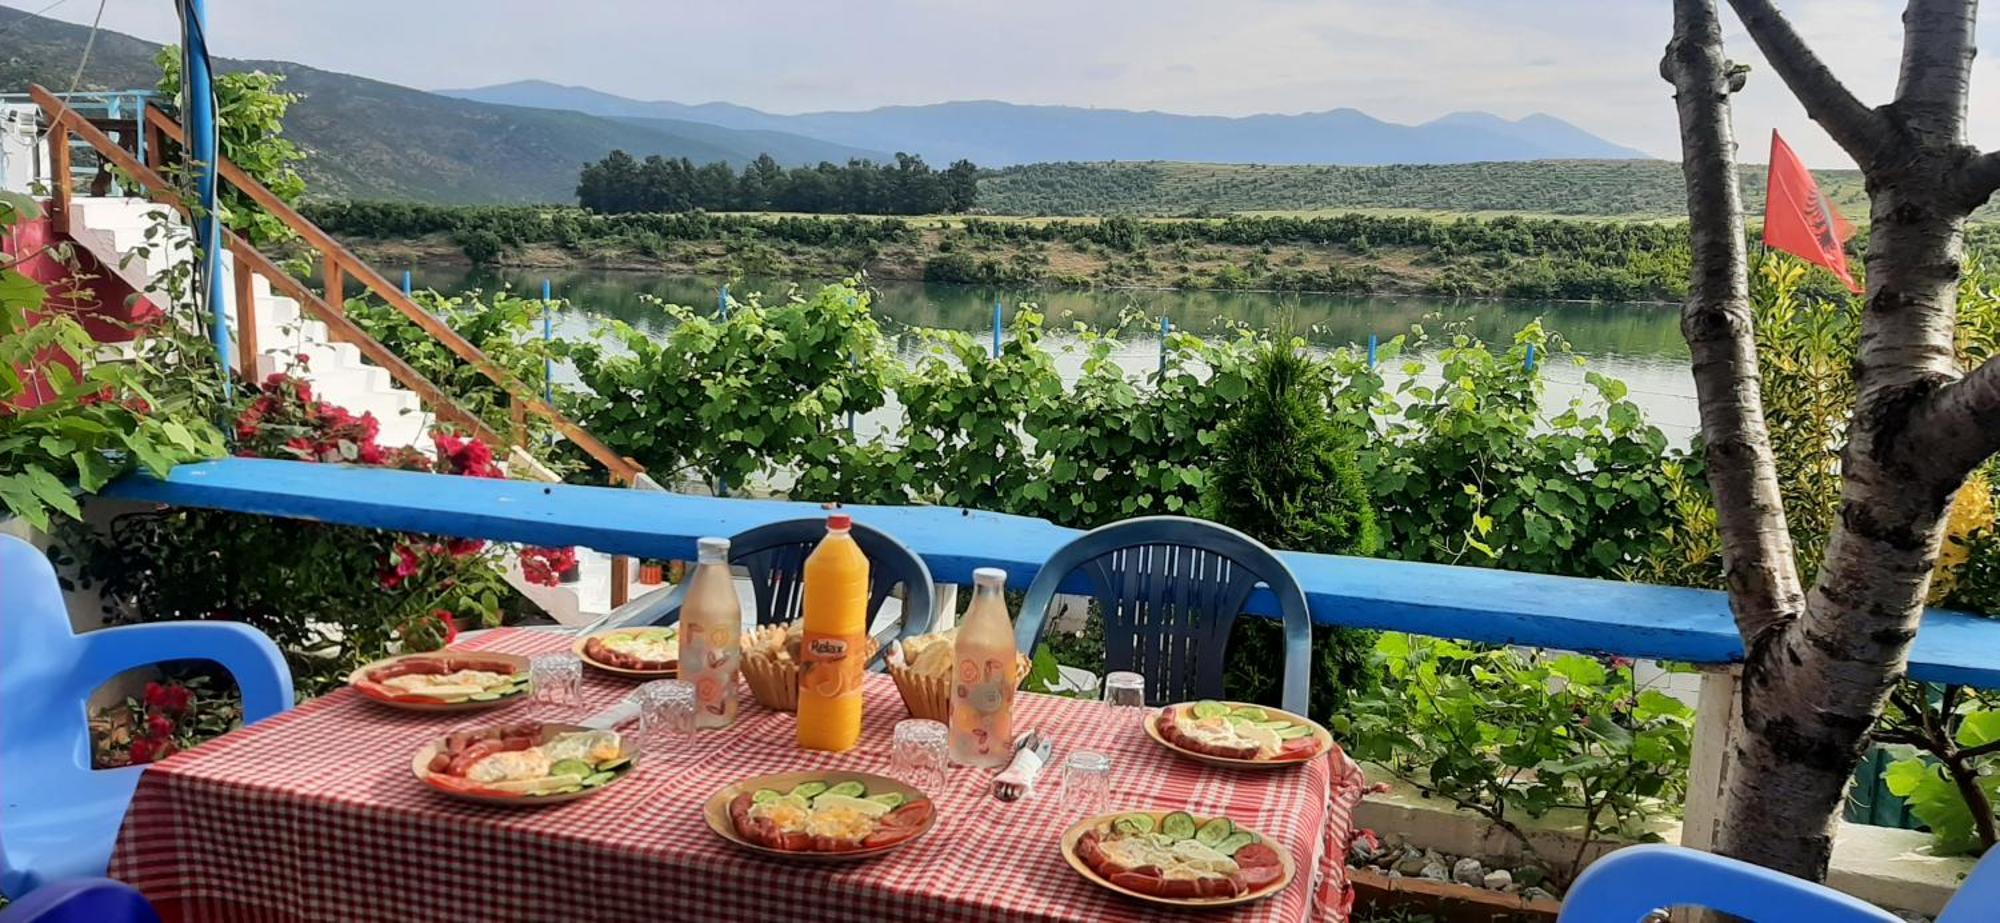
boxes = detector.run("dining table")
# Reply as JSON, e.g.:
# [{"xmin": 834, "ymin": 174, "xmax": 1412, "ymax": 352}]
[{"xmin": 107, "ymin": 627, "xmax": 1371, "ymax": 922}]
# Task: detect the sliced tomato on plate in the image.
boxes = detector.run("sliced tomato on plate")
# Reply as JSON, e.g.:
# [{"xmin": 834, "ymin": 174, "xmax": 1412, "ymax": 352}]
[
  {"xmin": 884, "ymin": 800, "xmax": 933, "ymax": 828},
  {"xmin": 1233, "ymin": 843, "xmax": 1281, "ymax": 869}
]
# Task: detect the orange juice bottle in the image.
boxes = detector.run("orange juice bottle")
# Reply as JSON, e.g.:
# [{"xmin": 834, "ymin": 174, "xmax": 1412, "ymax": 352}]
[{"xmin": 797, "ymin": 513, "xmax": 870, "ymax": 752}]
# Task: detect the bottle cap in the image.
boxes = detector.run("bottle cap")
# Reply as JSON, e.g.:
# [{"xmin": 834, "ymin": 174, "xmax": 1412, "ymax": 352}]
[
  {"xmin": 973, "ymin": 567, "xmax": 1007, "ymax": 588},
  {"xmin": 696, "ymin": 537, "xmax": 729, "ymax": 564},
  {"xmin": 827, "ymin": 513, "xmax": 853, "ymax": 531}
]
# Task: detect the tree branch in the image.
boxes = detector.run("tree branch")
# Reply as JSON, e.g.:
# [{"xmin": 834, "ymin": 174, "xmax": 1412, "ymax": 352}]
[
  {"xmin": 1725, "ymin": 0, "xmax": 1888, "ymax": 164},
  {"xmin": 1664, "ymin": 0, "xmax": 1810, "ymax": 644},
  {"xmin": 1910, "ymin": 355, "xmax": 2000, "ymax": 486},
  {"xmin": 1961, "ymin": 150, "xmax": 2000, "ymax": 211},
  {"xmin": 1894, "ymin": 0, "xmax": 1979, "ymax": 143}
]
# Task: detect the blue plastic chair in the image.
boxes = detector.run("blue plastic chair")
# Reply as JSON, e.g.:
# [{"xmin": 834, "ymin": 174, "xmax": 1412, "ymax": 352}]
[
  {"xmin": 0, "ymin": 878, "xmax": 159, "ymax": 923},
  {"xmin": 619, "ymin": 517, "xmax": 936, "ymax": 651},
  {"xmin": 0, "ymin": 534, "xmax": 294, "ymax": 900},
  {"xmin": 1015, "ymin": 516, "xmax": 1313, "ymax": 714},
  {"xmin": 1559, "ymin": 842, "xmax": 2000, "ymax": 922}
]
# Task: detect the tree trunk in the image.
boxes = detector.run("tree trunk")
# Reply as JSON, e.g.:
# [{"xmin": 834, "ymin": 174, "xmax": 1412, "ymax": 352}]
[{"xmin": 1667, "ymin": 0, "xmax": 2000, "ymax": 882}]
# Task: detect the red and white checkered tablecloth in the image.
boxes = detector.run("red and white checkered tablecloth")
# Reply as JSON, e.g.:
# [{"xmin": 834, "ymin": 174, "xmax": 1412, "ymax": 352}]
[{"xmin": 108, "ymin": 628, "xmax": 1367, "ymax": 922}]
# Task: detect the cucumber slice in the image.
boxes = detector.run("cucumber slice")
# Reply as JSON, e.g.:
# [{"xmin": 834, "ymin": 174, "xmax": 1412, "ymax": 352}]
[
  {"xmin": 1230, "ymin": 706, "xmax": 1269, "ymax": 721},
  {"xmin": 1159, "ymin": 812, "xmax": 1197, "ymax": 840},
  {"xmin": 595, "ymin": 756, "xmax": 634, "ymax": 772},
  {"xmin": 467, "ymin": 692, "xmax": 502, "ymax": 701},
  {"xmin": 1275, "ymin": 725, "xmax": 1315, "ymax": 740},
  {"xmin": 1215, "ymin": 831, "xmax": 1256, "ymax": 856},
  {"xmin": 1189, "ymin": 701, "xmax": 1231, "ymax": 720},
  {"xmin": 752, "ymin": 788, "xmax": 784, "ymax": 804},
  {"xmin": 581, "ymin": 771, "xmax": 616, "ymax": 787},
  {"xmin": 1227, "ymin": 716, "xmax": 1255, "ymax": 729},
  {"xmin": 1194, "ymin": 817, "xmax": 1234, "ymax": 847},
  {"xmin": 824, "ymin": 780, "xmax": 867, "ymax": 799},
  {"xmin": 1112, "ymin": 813, "xmax": 1157, "ymax": 835},
  {"xmin": 866, "ymin": 792, "xmax": 907, "ymax": 809},
  {"xmin": 549, "ymin": 758, "xmax": 593, "ymax": 779},
  {"xmin": 789, "ymin": 781, "xmax": 829, "ymax": 800},
  {"xmin": 1253, "ymin": 719, "xmax": 1292, "ymax": 730}
]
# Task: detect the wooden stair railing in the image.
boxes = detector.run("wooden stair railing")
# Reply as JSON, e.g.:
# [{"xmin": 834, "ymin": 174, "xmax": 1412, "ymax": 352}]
[{"xmin": 32, "ymin": 84, "xmax": 644, "ymax": 605}]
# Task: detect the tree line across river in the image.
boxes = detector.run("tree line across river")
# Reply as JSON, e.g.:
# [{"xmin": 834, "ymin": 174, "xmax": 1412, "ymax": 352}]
[{"xmin": 575, "ymin": 150, "xmax": 981, "ymax": 216}]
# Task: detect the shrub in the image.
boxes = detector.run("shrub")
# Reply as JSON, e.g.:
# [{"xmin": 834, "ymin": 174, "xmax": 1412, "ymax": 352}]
[{"xmin": 1204, "ymin": 338, "xmax": 1383, "ymax": 719}]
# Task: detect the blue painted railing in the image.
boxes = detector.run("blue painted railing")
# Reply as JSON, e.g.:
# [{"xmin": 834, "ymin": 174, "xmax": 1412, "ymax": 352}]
[{"xmin": 100, "ymin": 457, "xmax": 2000, "ymax": 688}]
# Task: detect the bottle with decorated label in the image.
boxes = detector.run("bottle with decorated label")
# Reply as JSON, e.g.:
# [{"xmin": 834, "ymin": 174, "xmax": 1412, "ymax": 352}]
[
  {"xmin": 678, "ymin": 537, "xmax": 741, "ymax": 729},
  {"xmin": 796, "ymin": 513, "xmax": 870, "ymax": 752},
  {"xmin": 949, "ymin": 567, "xmax": 1019, "ymax": 768}
]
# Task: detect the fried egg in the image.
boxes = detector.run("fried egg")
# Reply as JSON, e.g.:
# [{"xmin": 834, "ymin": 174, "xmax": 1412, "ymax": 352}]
[
  {"xmin": 465, "ymin": 749, "xmax": 553, "ymax": 783},
  {"xmin": 749, "ymin": 795, "xmax": 814, "ymax": 833},
  {"xmin": 1175, "ymin": 713, "xmax": 1284, "ymax": 759},
  {"xmin": 603, "ymin": 630, "xmax": 678, "ymax": 663},
  {"xmin": 382, "ymin": 669, "xmax": 511, "ymax": 695},
  {"xmin": 541, "ymin": 730, "xmax": 621, "ymax": 764}
]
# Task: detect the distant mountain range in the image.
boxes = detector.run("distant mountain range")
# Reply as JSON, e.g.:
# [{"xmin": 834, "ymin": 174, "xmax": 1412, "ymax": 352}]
[
  {"xmin": 442, "ymin": 80, "xmax": 1656, "ymax": 167},
  {"xmin": 0, "ymin": 8, "xmax": 879, "ymax": 203},
  {"xmin": 1, "ymin": 7, "xmax": 1652, "ymax": 206}
]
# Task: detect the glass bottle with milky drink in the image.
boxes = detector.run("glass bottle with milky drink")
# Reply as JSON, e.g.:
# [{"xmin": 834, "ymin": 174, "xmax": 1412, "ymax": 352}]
[
  {"xmin": 949, "ymin": 567, "xmax": 1019, "ymax": 768},
  {"xmin": 797, "ymin": 514, "xmax": 870, "ymax": 752},
  {"xmin": 678, "ymin": 537, "xmax": 741, "ymax": 729}
]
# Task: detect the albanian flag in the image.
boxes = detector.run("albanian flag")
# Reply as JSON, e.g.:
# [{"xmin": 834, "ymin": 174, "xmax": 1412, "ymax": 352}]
[{"xmin": 1763, "ymin": 130, "xmax": 1861, "ymax": 294}]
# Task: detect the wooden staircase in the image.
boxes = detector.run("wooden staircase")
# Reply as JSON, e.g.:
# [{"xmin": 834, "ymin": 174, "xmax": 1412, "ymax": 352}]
[{"xmin": 29, "ymin": 85, "xmax": 654, "ymax": 613}]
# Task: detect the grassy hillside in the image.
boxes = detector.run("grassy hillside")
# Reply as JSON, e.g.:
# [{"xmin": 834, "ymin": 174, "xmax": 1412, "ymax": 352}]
[
  {"xmin": 977, "ymin": 160, "xmax": 2000, "ymax": 222},
  {"xmin": 0, "ymin": 8, "xmax": 878, "ymax": 203}
]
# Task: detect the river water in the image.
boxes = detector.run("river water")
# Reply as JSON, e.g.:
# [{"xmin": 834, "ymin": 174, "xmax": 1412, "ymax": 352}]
[{"xmin": 410, "ymin": 266, "xmax": 1700, "ymax": 445}]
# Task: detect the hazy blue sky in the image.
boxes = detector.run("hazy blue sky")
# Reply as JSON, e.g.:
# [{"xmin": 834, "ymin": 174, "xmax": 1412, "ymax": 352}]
[{"xmin": 19, "ymin": 0, "xmax": 1999, "ymax": 167}]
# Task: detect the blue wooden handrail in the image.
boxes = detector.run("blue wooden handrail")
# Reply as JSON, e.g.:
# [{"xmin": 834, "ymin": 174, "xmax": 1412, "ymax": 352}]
[{"xmin": 100, "ymin": 457, "xmax": 2000, "ymax": 688}]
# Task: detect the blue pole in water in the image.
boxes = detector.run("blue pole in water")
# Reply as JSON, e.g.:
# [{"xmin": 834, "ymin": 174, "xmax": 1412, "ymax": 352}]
[
  {"xmin": 719, "ymin": 284, "xmax": 730, "ymax": 319},
  {"xmin": 1159, "ymin": 316, "xmax": 1171, "ymax": 373},
  {"xmin": 992, "ymin": 300, "xmax": 1003, "ymax": 358},
  {"xmin": 184, "ymin": 0, "xmax": 228, "ymax": 400},
  {"xmin": 1367, "ymin": 335, "xmax": 1378, "ymax": 369},
  {"xmin": 1525, "ymin": 343, "xmax": 1538, "ymax": 372},
  {"xmin": 401, "ymin": 270, "xmax": 412, "ymax": 296},
  {"xmin": 541, "ymin": 279, "xmax": 554, "ymax": 407}
]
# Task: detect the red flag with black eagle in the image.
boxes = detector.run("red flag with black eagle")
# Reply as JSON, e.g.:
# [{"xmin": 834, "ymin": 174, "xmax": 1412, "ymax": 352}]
[{"xmin": 1763, "ymin": 130, "xmax": 1861, "ymax": 294}]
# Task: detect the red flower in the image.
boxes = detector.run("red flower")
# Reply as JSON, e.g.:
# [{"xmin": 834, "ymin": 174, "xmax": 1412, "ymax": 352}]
[
  {"xmin": 519, "ymin": 546, "xmax": 577, "ymax": 587},
  {"xmin": 163, "ymin": 685, "xmax": 192, "ymax": 713},
  {"xmin": 295, "ymin": 352, "xmax": 311, "ymax": 367},
  {"xmin": 379, "ymin": 544, "xmax": 423, "ymax": 589},
  {"xmin": 432, "ymin": 609, "xmax": 459, "ymax": 647},
  {"xmin": 446, "ymin": 537, "xmax": 486, "ymax": 558},
  {"xmin": 144, "ymin": 681, "xmax": 169, "ymax": 709},
  {"xmin": 434, "ymin": 433, "xmax": 501, "ymax": 479},
  {"xmin": 128, "ymin": 737, "xmax": 156, "ymax": 764},
  {"xmin": 146, "ymin": 714, "xmax": 175, "ymax": 739}
]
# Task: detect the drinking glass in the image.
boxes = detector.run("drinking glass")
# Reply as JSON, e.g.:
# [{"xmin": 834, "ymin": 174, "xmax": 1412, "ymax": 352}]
[
  {"xmin": 635, "ymin": 679, "xmax": 698, "ymax": 760},
  {"xmin": 890, "ymin": 718, "xmax": 949, "ymax": 794},
  {"xmin": 530, "ymin": 654, "xmax": 583, "ymax": 710},
  {"xmin": 1058, "ymin": 751, "xmax": 1111, "ymax": 819},
  {"xmin": 1101, "ymin": 670, "xmax": 1147, "ymax": 743}
]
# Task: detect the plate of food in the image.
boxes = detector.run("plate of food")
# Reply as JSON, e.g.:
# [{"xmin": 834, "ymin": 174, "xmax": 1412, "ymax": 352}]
[
  {"xmin": 1146, "ymin": 700, "xmax": 1333, "ymax": 768},
  {"xmin": 704, "ymin": 770, "xmax": 934, "ymax": 861},
  {"xmin": 348, "ymin": 651, "xmax": 532, "ymax": 711},
  {"xmin": 1063, "ymin": 810, "xmax": 1294, "ymax": 907},
  {"xmin": 575, "ymin": 626, "xmax": 680, "ymax": 677},
  {"xmin": 411, "ymin": 721, "xmax": 637, "ymax": 805}
]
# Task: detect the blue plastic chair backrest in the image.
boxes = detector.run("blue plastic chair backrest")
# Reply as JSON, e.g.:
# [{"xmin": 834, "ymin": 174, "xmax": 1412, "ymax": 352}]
[
  {"xmin": 730, "ymin": 518, "xmax": 936, "ymax": 638},
  {"xmin": 0, "ymin": 878, "xmax": 159, "ymax": 923},
  {"xmin": 0, "ymin": 537, "xmax": 143, "ymax": 829},
  {"xmin": 1557, "ymin": 844, "xmax": 1900, "ymax": 922},
  {"xmin": 1014, "ymin": 516, "xmax": 1313, "ymax": 714},
  {"xmin": 1938, "ymin": 841, "xmax": 2000, "ymax": 923}
]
